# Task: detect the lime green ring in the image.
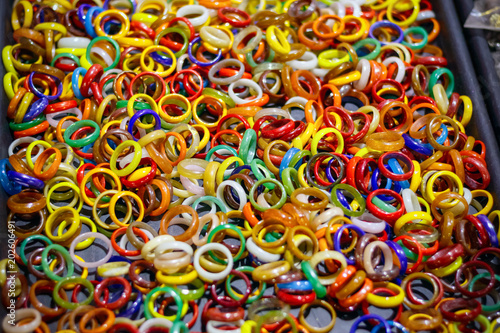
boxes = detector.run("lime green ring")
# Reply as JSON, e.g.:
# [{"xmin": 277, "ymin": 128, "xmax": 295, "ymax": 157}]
[
  {"xmin": 331, "ymin": 183, "xmax": 366, "ymax": 217},
  {"xmin": 53, "ymin": 276, "xmax": 94, "ymax": 310},
  {"xmin": 145, "ymin": 286, "xmax": 183, "ymax": 320},
  {"xmin": 429, "ymin": 67, "xmax": 454, "ymax": 99},
  {"xmin": 256, "ymin": 311, "xmax": 298, "ymax": 333},
  {"xmin": 166, "ymin": 278, "xmax": 205, "ymax": 301},
  {"xmin": 155, "ymin": 27, "xmax": 189, "ymax": 58},
  {"xmin": 9, "ymin": 114, "xmax": 45, "ymax": 131},
  {"xmin": 202, "ymin": 88, "xmax": 235, "ymax": 108},
  {"xmin": 86, "ymin": 36, "xmax": 120, "ymax": 71},
  {"xmin": 250, "ymin": 159, "xmax": 276, "ymax": 190},
  {"xmin": 281, "ymin": 167, "xmax": 300, "ymax": 196},
  {"xmin": 51, "ymin": 52, "xmax": 81, "ymax": 67},
  {"xmin": 249, "ymin": 178, "xmax": 286, "ymax": 212},
  {"xmin": 226, "ymin": 266, "xmax": 266, "ymax": 304},
  {"xmin": 453, "ymin": 315, "xmax": 490, "ymax": 333},
  {"xmin": 353, "ymin": 38, "xmax": 381, "ymax": 60},
  {"xmin": 207, "ymin": 224, "xmax": 246, "ymax": 264},
  {"xmin": 41, "ymin": 244, "xmax": 75, "ymax": 281},
  {"xmin": 301, "ymin": 261, "xmax": 327, "ymax": 298},
  {"xmin": 288, "ymin": 149, "xmax": 311, "ymax": 169},
  {"xmin": 402, "ymin": 26, "xmax": 428, "ymax": 50}
]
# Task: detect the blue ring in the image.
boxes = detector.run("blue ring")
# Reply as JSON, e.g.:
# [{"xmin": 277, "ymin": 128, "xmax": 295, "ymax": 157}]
[
  {"xmin": 350, "ymin": 314, "xmax": 391, "ymax": 333},
  {"xmin": 387, "ymin": 158, "xmax": 410, "ymax": 190},
  {"xmin": 277, "ymin": 280, "xmax": 313, "ymax": 291},
  {"xmin": 0, "ymin": 159, "xmax": 22, "ymax": 195},
  {"xmin": 85, "ymin": 7, "xmax": 104, "ymax": 38},
  {"xmin": 403, "ymin": 134, "xmax": 432, "ymax": 156},
  {"xmin": 279, "ymin": 148, "xmax": 300, "ymax": 178},
  {"xmin": 476, "ymin": 214, "xmax": 499, "ymax": 248},
  {"xmin": 28, "ymin": 72, "xmax": 63, "ymax": 101},
  {"xmin": 7, "ymin": 170, "xmax": 44, "ymax": 190},
  {"xmin": 72, "ymin": 67, "xmax": 87, "ymax": 100}
]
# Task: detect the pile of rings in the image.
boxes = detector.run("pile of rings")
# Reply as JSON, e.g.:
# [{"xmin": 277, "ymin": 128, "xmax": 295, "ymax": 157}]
[{"xmin": 1, "ymin": 0, "xmax": 500, "ymax": 332}]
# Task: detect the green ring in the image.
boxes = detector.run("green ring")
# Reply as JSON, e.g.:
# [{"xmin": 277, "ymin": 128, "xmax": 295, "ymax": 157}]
[
  {"xmin": 205, "ymin": 145, "xmax": 239, "ymax": 161},
  {"xmin": 20, "ymin": 235, "xmax": 53, "ymax": 268},
  {"xmin": 330, "ymin": 183, "xmax": 366, "ymax": 217},
  {"xmin": 63, "ymin": 119, "xmax": 100, "ymax": 148},
  {"xmin": 53, "ymin": 276, "xmax": 94, "ymax": 310},
  {"xmin": 226, "ymin": 266, "xmax": 266, "ymax": 304},
  {"xmin": 353, "ymin": 38, "xmax": 381, "ymax": 60},
  {"xmin": 192, "ymin": 196, "xmax": 228, "ymax": 213},
  {"xmin": 86, "ymin": 36, "xmax": 120, "ymax": 71},
  {"xmin": 41, "ymin": 244, "xmax": 74, "ymax": 282},
  {"xmin": 249, "ymin": 178, "xmax": 286, "ymax": 212},
  {"xmin": 207, "ymin": 224, "xmax": 246, "ymax": 264},
  {"xmin": 239, "ymin": 129, "xmax": 257, "ymax": 164},
  {"xmin": 429, "ymin": 67, "xmax": 454, "ymax": 99},
  {"xmin": 301, "ymin": 261, "xmax": 327, "ymax": 298},
  {"xmin": 144, "ymin": 286, "xmax": 183, "ymax": 320},
  {"xmin": 469, "ymin": 273, "xmax": 500, "ymax": 312},
  {"xmin": 51, "ymin": 52, "xmax": 81, "ymax": 67},
  {"xmin": 9, "ymin": 114, "xmax": 45, "ymax": 131},
  {"xmin": 401, "ymin": 26, "xmax": 428, "ymax": 50},
  {"xmin": 371, "ymin": 196, "xmax": 398, "ymax": 213},
  {"xmin": 171, "ymin": 321, "xmax": 189, "ymax": 333},
  {"xmin": 250, "ymin": 159, "xmax": 276, "ymax": 190}
]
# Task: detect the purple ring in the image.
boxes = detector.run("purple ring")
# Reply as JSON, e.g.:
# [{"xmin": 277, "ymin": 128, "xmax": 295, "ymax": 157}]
[
  {"xmin": 476, "ymin": 214, "xmax": 499, "ymax": 247},
  {"xmin": 188, "ymin": 36, "xmax": 222, "ymax": 67},
  {"xmin": 333, "ymin": 224, "xmax": 365, "ymax": 265},
  {"xmin": 369, "ymin": 20, "xmax": 404, "ymax": 45},
  {"xmin": 128, "ymin": 109, "xmax": 161, "ymax": 140},
  {"xmin": 28, "ymin": 72, "xmax": 63, "ymax": 101},
  {"xmin": 386, "ymin": 240, "xmax": 407, "ymax": 276},
  {"xmin": 7, "ymin": 171, "xmax": 44, "ymax": 190}
]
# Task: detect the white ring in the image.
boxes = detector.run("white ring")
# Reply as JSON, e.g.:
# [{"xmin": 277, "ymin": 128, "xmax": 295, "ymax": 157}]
[
  {"xmin": 139, "ymin": 318, "xmax": 173, "ymax": 333},
  {"xmin": 416, "ymin": 10, "xmax": 435, "ymax": 22},
  {"xmin": 382, "ymin": 56, "xmax": 406, "ymax": 83},
  {"xmin": 58, "ymin": 37, "xmax": 91, "ymax": 49},
  {"xmin": 254, "ymin": 108, "xmax": 291, "ymax": 120},
  {"xmin": 141, "ymin": 235, "xmax": 175, "ymax": 261},
  {"xmin": 246, "ymin": 237, "xmax": 281, "ymax": 263},
  {"xmin": 354, "ymin": 59, "xmax": 371, "ymax": 90},
  {"xmin": 216, "ymin": 180, "xmax": 247, "ymax": 211},
  {"xmin": 176, "ymin": 5, "xmax": 209, "ymax": 27},
  {"xmin": 193, "ymin": 243, "xmax": 234, "ymax": 281},
  {"xmin": 340, "ymin": 0, "xmax": 361, "ymax": 17},
  {"xmin": 8, "ymin": 137, "xmax": 36, "ymax": 156},
  {"xmin": 2, "ymin": 308, "xmax": 41, "ymax": 333},
  {"xmin": 209, "ymin": 59, "xmax": 245, "ymax": 85},
  {"xmin": 228, "ymin": 79, "xmax": 263, "ymax": 105},
  {"xmin": 351, "ymin": 213, "xmax": 387, "ymax": 234},
  {"xmin": 363, "ymin": 241, "xmax": 394, "ymax": 275},
  {"xmin": 70, "ymin": 232, "xmax": 113, "ymax": 268},
  {"xmin": 330, "ymin": 2, "xmax": 346, "ymax": 17},
  {"xmin": 286, "ymin": 51, "xmax": 318, "ymax": 70}
]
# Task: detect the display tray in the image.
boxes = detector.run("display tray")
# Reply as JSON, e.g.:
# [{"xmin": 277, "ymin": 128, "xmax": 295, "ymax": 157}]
[
  {"xmin": 1, "ymin": 0, "xmax": 500, "ymax": 331},
  {"xmin": 455, "ymin": 0, "xmax": 500, "ymax": 147}
]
